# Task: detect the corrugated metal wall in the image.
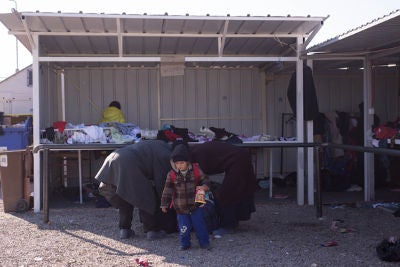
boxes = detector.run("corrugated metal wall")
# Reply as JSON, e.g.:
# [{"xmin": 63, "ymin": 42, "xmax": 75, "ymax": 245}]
[
  {"xmin": 265, "ymin": 74, "xmax": 297, "ymax": 176},
  {"xmin": 265, "ymin": 72, "xmax": 365, "ymax": 177},
  {"xmin": 39, "ymin": 64, "xmax": 399, "ymax": 178},
  {"xmin": 61, "ymin": 68, "xmax": 160, "ymax": 128},
  {"xmin": 40, "ymin": 66, "xmax": 265, "ymax": 137},
  {"xmin": 39, "ymin": 66, "xmax": 268, "ymax": 178},
  {"xmin": 39, "ymin": 64, "xmax": 59, "ymax": 128},
  {"xmin": 160, "ymin": 68, "xmax": 263, "ymax": 136},
  {"xmin": 374, "ymin": 68, "xmax": 400, "ymax": 123},
  {"xmin": 265, "ymin": 68, "xmax": 399, "ymax": 175},
  {"xmin": 314, "ymin": 74, "xmax": 363, "ymax": 114}
]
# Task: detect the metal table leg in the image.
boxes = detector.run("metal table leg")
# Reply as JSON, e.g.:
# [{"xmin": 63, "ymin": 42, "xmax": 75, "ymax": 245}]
[
  {"xmin": 43, "ymin": 148, "xmax": 49, "ymax": 223},
  {"xmin": 78, "ymin": 150, "xmax": 83, "ymax": 204},
  {"xmin": 269, "ymin": 149, "xmax": 273, "ymax": 198},
  {"xmin": 315, "ymin": 146, "xmax": 322, "ymax": 218}
]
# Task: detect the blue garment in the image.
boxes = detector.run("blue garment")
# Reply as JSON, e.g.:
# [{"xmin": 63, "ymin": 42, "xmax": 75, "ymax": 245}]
[{"xmin": 177, "ymin": 208, "xmax": 209, "ymax": 248}]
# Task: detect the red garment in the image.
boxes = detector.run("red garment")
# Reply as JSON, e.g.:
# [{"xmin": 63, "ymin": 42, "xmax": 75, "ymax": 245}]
[
  {"xmin": 164, "ymin": 130, "xmax": 180, "ymax": 141},
  {"xmin": 373, "ymin": 126, "xmax": 398, "ymax": 139},
  {"xmin": 53, "ymin": 121, "xmax": 67, "ymax": 133}
]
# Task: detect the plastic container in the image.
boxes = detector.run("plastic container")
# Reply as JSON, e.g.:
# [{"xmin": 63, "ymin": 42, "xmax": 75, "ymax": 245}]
[
  {"xmin": 0, "ymin": 150, "xmax": 25, "ymax": 212},
  {"xmin": 0, "ymin": 116, "xmax": 32, "ymax": 150},
  {"xmin": 0, "ymin": 128, "xmax": 29, "ymax": 150}
]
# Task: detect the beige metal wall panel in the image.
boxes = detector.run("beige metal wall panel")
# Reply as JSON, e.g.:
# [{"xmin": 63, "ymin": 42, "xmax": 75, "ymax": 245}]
[
  {"xmin": 58, "ymin": 68, "xmax": 158, "ymax": 129},
  {"xmin": 192, "ymin": 69, "xmax": 208, "ymax": 124},
  {"xmin": 135, "ymin": 69, "xmax": 158, "ymax": 129},
  {"xmin": 78, "ymin": 70, "xmax": 95, "ymax": 124},
  {"xmin": 159, "ymin": 68, "xmax": 263, "ymax": 136},
  {"xmin": 170, "ymin": 75, "xmax": 185, "ymax": 123},
  {"xmin": 374, "ymin": 70, "xmax": 399, "ymax": 123},
  {"xmin": 266, "ymin": 75, "xmax": 293, "ymax": 137},
  {"xmin": 267, "ymin": 73, "xmax": 364, "ymax": 176},
  {"xmin": 159, "ymin": 75, "xmax": 174, "ymax": 126},
  {"xmin": 148, "ymin": 69, "xmax": 160, "ymax": 129},
  {"xmin": 100, "ymin": 71, "xmax": 115, "ymax": 113},
  {"xmin": 183, "ymin": 71, "xmax": 200, "ymax": 131},
  {"xmin": 230, "ymin": 70, "xmax": 242, "ymax": 124},
  {"xmin": 37, "ymin": 63, "xmax": 399, "ymax": 180},
  {"xmin": 269, "ymin": 73, "xmax": 365, "ymax": 137},
  {"xmin": 64, "ymin": 70, "xmax": 87, "ymax": 123},
  {"xmin": 267, "ymin": 70, "xmax": 399, "ymax": 176},
  {"xmin": 89, "ymin": 69, "xmax": 104, "ymax": 121},
  {"xmin": 39, "ymin": 64, "xmax": 59, "ymax": 129},
  {"xmin": 205, "ymin": 71, "xmax": 220, "ymax": 121},
  {"xmin": 314, "ymin": 74, "xmax": 363, "ymax": 114},
  {"xmin": 125, "ymin": 70, "xmax": 140, "ymax": 124},
  {"xmin": 41, "ymin": 66, "xmax": 264, "ymax": 173},
  {"xmin": 114, "ymin": 71, "xmax": 127, "ymax": 114},
  {"xmin": 265, "ymin": 75, "xmax": 297, "ymax": 176}
]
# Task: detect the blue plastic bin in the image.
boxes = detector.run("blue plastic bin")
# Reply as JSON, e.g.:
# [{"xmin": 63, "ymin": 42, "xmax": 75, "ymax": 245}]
[{"xmin": 0, "ymin": 117, "xmax": 32, "ymax": 150}]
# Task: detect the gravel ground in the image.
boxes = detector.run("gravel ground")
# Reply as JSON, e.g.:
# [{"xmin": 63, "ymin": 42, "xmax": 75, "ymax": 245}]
[{"xmin": 1, "ymin": 190, "xmax": 400, "ymax": 267}]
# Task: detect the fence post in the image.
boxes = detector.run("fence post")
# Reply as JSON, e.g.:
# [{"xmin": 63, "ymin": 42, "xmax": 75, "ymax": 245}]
[{"xmin": 314, "ymin": 145, "xmax": 322, "ymax": 218}]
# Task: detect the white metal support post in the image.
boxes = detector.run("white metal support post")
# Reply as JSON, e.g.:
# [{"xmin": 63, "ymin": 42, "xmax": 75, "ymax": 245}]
[
  {"xmin": 306, "ymin": 60, "xmax": 314, "ymax": 205},
  {"xmin": 307, "ymin": 120, "xmax": 314, "ymax": 204},
  {"xmin": 61, "ymin": 71, "xmax": 66, "ymax": 121},
  {"xmin": 32, "ymin": 34, "xmax": 41, "ymax": 212},
  {"xmin": 363, "ymin": 57, "xmax": 375, "ymax": 201},
  {"xmin": 296, "ymin": 36, "xmax": 305, "ymax": 205}
]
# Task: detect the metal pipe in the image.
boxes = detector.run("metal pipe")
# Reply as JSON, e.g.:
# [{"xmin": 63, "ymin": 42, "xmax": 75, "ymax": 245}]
[
  {"xmin": 33, "ymin": 142, "xmax": 400, "ymax": 222},
  {"xmin": 43, "ymin": 148, "xmax": 49, "ymax": 223},
  {"xmin": 314, "ymin": 146, "xmax": 322, "ymax": 218}
]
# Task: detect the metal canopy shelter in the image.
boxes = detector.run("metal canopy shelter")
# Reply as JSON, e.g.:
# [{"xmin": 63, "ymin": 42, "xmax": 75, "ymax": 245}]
[
  {"xmin": 0, "ymin": 10, "xmax": 327, "ymax": 211},
  {"xmin": 306, "ymin": 9, "xmax": 400, "ymax": 201},
  {"xmin": 307, "ymin": 9, "xmax": 400, "ymax": 71},
  {"xmin": 1, "ymin": 10, "xmax": 326, "ymax": 68}
]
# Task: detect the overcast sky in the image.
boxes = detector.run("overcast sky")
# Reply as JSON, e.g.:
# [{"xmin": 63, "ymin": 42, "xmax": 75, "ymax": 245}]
[{"xmin": 0, "ymin": 0, "xmax": 398, "ymax": 80}]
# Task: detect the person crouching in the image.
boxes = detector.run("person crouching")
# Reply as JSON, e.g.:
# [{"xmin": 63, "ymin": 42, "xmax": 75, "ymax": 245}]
[{"xmin": 161, "ymin": 143, "xmax": 211, "ymax": 250}]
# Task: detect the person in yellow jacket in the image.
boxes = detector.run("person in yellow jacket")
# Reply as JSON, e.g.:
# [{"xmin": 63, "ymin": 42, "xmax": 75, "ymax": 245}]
[{"xmin": 100, "ymin": 101, "xmax": 126, "ymax": 123}]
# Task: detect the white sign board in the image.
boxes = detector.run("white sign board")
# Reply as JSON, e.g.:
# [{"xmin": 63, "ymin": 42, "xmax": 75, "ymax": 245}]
[
  {"xmin": 160, "ymin": 56, "xmax": 185, "ymax": 77},
  {"xmin": 0, "ymin": 146, "xmax": 7, "ymax": 167}
]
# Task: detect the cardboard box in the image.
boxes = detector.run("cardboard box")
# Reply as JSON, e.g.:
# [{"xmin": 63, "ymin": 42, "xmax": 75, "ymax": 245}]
[{"xmin": 2, "ymin": 116, "xmax": 11, "ymax": 126}]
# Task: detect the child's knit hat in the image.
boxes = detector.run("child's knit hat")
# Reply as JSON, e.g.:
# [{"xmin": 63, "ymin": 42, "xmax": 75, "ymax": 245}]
[{"xmin": 171, "ymin": 144, "xmax": 191, "ymax": 162}]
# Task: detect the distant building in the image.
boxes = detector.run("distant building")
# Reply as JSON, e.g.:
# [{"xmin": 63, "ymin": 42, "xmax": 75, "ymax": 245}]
[{"xmin": 0, "ymin": 65, "xmax": 33, "ymax": 115}]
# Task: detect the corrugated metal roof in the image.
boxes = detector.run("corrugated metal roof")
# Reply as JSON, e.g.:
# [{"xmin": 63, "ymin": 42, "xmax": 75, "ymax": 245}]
[
  {"xmin": 0, "ymin": 11, "xmax": 326, "ymax": 70},
  {"xmin": 307, "ymin": 9, "xmax": 400, "ymax": 71}
]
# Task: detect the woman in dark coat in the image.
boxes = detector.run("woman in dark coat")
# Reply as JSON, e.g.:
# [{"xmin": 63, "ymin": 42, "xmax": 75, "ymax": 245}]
[
  {"xmin": 95, "ymin": 140, "xmax": 177, "ymax": 239},
  {"xmin": 189, "ymin": 141, "xmax": 257, "ymax": 232}
]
